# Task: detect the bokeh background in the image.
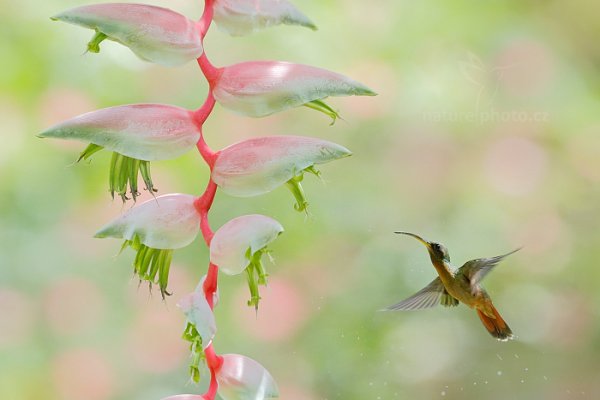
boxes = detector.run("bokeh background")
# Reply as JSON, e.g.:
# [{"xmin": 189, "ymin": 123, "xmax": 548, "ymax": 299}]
[{"xmin": 2, "ymin": 0, "xmax": 600, "ymax": 399}]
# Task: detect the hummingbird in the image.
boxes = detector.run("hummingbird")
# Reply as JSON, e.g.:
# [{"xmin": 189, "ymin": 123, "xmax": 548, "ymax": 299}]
[{"xmin": 384, "ymin": 232, "xmax": 519, "ymax": 341}]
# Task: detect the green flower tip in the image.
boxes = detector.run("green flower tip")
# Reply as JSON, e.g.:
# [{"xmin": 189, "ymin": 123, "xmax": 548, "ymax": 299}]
[
  {"xmin": 357, "ymin": 86, "xmax": 378, "ymax": 96},
  {"xmin": 304, "ymin": 99, "xmax": 342, "ymax": 125},
  {"xmin": 244, "ymin": 247, "xmax": 271, "ymax": 311},
  {"xmin": 285, "ymin": 165, "xmax": 326, "ymax": 213},
  {"xmin": 122, "ymin": 235, "xmax": 174, "ymax": 300}
]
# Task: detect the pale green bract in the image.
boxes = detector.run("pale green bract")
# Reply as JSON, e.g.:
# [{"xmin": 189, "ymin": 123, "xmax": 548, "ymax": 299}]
[
  {"xmin": 213, "ymin": 0, "xmax": 317, "ymax": 36},
  {"xmin": 217, "ymin": 354, "xmax": 279, "ymax": 400},
  {"xmin": 210, "ymin": 215, "xmax": 284, "ymax": 276},
  {"xmin": 51, "ymin": 3, "xmax": 203, "ymax": 66},
  {"xmin": 38, "ymin": 104, "xmax": 200, "ymax": 162},
  {"xmin": 212, "ymin": 135, "xmax": 352, "ymax": 197},
  {"xmin": 95, "ymin": 194, "xmax": 200, "ymax": 250}
]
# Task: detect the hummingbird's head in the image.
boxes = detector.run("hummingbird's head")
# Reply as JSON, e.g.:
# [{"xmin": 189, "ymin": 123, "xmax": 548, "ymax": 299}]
[
  {"xmin": 430, "ymin": 242, "xmax": 450, "ymax": 262},
  {"xmin": 395, "ymin": 231, "xmax": 451, "ymax": 262}
]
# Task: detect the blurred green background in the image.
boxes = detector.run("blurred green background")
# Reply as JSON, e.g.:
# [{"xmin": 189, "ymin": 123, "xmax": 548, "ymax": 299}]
[{"xmin": 2, "ymin": 0, "xmax": 600, "ymax": 399}]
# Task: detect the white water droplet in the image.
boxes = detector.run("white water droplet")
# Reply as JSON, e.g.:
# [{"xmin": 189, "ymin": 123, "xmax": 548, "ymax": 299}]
[
  {"xmin": 441, "ymin": 391, "xmax": 446, "ymax": 396},
  {"xmin": 497, "ymin": 370, "xmax": 503, "ymax": 376}
]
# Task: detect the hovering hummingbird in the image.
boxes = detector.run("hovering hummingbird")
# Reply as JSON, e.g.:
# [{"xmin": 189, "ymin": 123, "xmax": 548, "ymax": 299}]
[{"xmin": 384, "ymin": 232, "xmax": 519, "ymax": 341}]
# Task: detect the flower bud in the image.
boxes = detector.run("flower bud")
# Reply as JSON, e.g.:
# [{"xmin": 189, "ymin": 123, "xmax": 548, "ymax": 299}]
[
  {"xmin": 212, "ymin": 61, "xmax": 376, "ymax": 122},
  {"xmin": 51, "ymin": 3, "xmax": 203, "ymax": 66},
  {"xmin": 212, "ymin": 136, "xmax": 351, "ymax": 211},
  {"xmin": 213, "ymin": 0, "xmax": 316, "ymax": 36}
]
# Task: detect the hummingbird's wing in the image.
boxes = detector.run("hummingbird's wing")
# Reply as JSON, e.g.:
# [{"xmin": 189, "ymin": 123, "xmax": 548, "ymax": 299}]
[
  {"xmin": 383, "ymin": 277, "xmax": 458, "ymax": 311},
  {"xmin": 458, "ymin": 248, "xmax": 520, "ymax": 286}
]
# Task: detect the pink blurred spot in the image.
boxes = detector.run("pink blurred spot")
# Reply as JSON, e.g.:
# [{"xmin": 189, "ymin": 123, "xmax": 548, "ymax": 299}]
[
  {"xmin": 279, "ymin": 384, "xmax": 316, "ymax": 400},
  {"xmin": 125, "ymin": 307, "xmax": 188, "ymax": 373},
  {"xmin": 233, "ymin": 277, "xmax": 309, "ymax": 341},
  {"xmin": 340, "ymin": 61, "xmax": 395, "ymax": 119},
  {"xmin": 494, "ymin": 38, "xmax": 556, "ymax": 96},
  {"xmin": 52, "ymin": 348, "xmax": 115, "ymax": 400},
  {"xmin": 538, "ymin": 291, "xmax": 592, "ymax": 349},
  {"xmin": 386, "ymin": 128, "xmax": 458, "ymax": 195},
  {"xmin": 484, "ymin": 136, "xmax": 548, "ymax": 196},
  {"xmin": 38, "ymin": 87, "xmax": 96, "ymax": 127},
  {"xmin": 43, "ymin": 277, "xmax": 106, "ymax": 336},
  {"xmin": 514, "ymin": 212, "xmax": 565, "ymax": 255},
  {"xmin": 0, "ymin": 288, "xmax": 35, "ymax": 348}
]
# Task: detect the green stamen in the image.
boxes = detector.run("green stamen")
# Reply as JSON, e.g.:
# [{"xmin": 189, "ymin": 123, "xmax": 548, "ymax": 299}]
[
  {"xmin": 121, "ymin": 236, "xmax": 173, "ymax": 299},
  {"xmin": 304, "ymin": 99, "xmax": 341, "ymax": 125},
  {"xmin": 285, "ymin": 173, "xmax": 308, "ymax": 212},
  {"xmin": 87, "ymin": 31, "xmax": 108, "ymax": 54},
  {"xmin": 77, "ymin": 143, "xmax": 104, "ymax": 162}
]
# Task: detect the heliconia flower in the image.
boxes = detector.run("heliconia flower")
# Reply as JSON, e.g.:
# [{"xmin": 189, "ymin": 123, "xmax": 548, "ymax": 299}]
[
  {"xmin": 178, "ymin": 275, "xmax": 217, "ymax": 383},
  {"xmin": 212, "ymin": 136, "xmax": 351, "ymax": 212},
  {"xmin": 213, "ymin": 0, "xmax": 317, "ymax": 36},
  {"xmin": 51, "ymin": 3, "xmax": 203, "ymax": 66},
  {"xmin": 210, "ymin": 215, "xmax": 284, "ymax": 309},
  {"xmin": 95, "ymin": 194, "xmax": 200, "ymax": 298},
  {"xmin": 217, "ymin": 354, "xmax": 279, "ymax": 400},
  {"xmin": 211, "ymin": 61, "xmax": 376, "ymax": 123},
  {"xmin": 38, "ymin": 104, "xmax": 200, "ymax": 201}
]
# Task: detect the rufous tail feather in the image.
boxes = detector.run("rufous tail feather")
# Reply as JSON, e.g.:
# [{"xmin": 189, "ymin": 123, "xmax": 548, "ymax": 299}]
[{"xmin": 476, "ymin": 304, "xmax": 513, "ymax": 341}]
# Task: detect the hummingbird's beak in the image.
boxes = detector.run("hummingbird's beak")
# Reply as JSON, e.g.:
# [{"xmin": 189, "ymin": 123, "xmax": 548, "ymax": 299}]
[{"xmin": 394, "ymin": 231, "xmax": 433, "ymax": 252}]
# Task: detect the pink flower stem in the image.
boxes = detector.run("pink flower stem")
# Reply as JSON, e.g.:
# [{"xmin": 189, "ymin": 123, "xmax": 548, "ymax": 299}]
[
  {"xmin": 194, "ymin": 94, "xmax": 218, "ymax": 167},
  {"xmin": 195, "ymin": 2, "xmax": 224, "ymax": 399}
]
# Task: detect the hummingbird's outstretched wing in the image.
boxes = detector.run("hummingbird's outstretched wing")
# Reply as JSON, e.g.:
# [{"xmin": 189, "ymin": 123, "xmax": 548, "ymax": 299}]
[
  {"xmin": 383, "ymin": 277, "xmax": 458, "ymax": 311},
  {"xmin": 458, "ymin": 248, "xmax": 520, "ymax": 286}
]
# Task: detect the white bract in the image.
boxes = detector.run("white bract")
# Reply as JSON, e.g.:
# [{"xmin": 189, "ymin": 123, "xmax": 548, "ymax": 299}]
[
  {"xmin": 51, "ymin": 3, "xmax": 203, "ymax": 66},
  {"xmin": 210, "ymin": 215, "xmax": 284, "ymax": 275},
  {"xmin": 217, "ymin": 354, "xmax": 279, "ymax": 400},
  {"xmin": 39, "ymin": 104, "xmax": 200, "ymax": 161},
  {"xmin": 212, "ymin": 135, "xmax": 351, "ymax": 197},
  {"xmin": 213, "ymin": 0, "xmax": 316, "ymax": 36},
  {"xmin": 177, "ymin": 276, "xmax": 217, "ymax": 349},
  {"xmin": 212, "ymin": 61, "xmax": 376, "ymax": 118},
  {"xmin": 95, "ymin": 194, "xmax": 200, "ymax": 250}
]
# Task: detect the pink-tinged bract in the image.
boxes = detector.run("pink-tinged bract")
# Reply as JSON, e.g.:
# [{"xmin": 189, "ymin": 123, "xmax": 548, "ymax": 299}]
[
  {"xmin": 95, "ymin": 194, "xmax": 200, "ymax": 250},
  {"xmin": 51, "ymin": 3, "xmax": 203, "ymax": 66},
  {"xmin": 161, "ymin": 396, "xmax": 203, "ymax": 400},
  {"xmin": 210, "ymin": 215, "xmax": 284, "ymax": 275},
  {"xmin": 212, "ymin": 61, "xmax": 376, "ymax": 117},
  {"xmin": 39, "ymin": 104, "xmax": 200, "ymax": 161},
  {"xmin": 213, "ymin": 0, "xmax": 316, "ymax": 36},
  {"xmin": 212, "ymin": 135, "xmax": 351, "ymax": 197},
  {"xmin": 177, "ymin": 275, "xmax": 217, "ymax": 349},
  {"xmin": 217, "ymin": 354, "xmax": 279, "ymax": 400}
]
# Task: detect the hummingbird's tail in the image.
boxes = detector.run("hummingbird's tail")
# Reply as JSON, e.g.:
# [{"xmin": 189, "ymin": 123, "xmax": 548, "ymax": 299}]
[{"xmin": 476, "ymin": 305, "xmax": 513, "ymax": 341}]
